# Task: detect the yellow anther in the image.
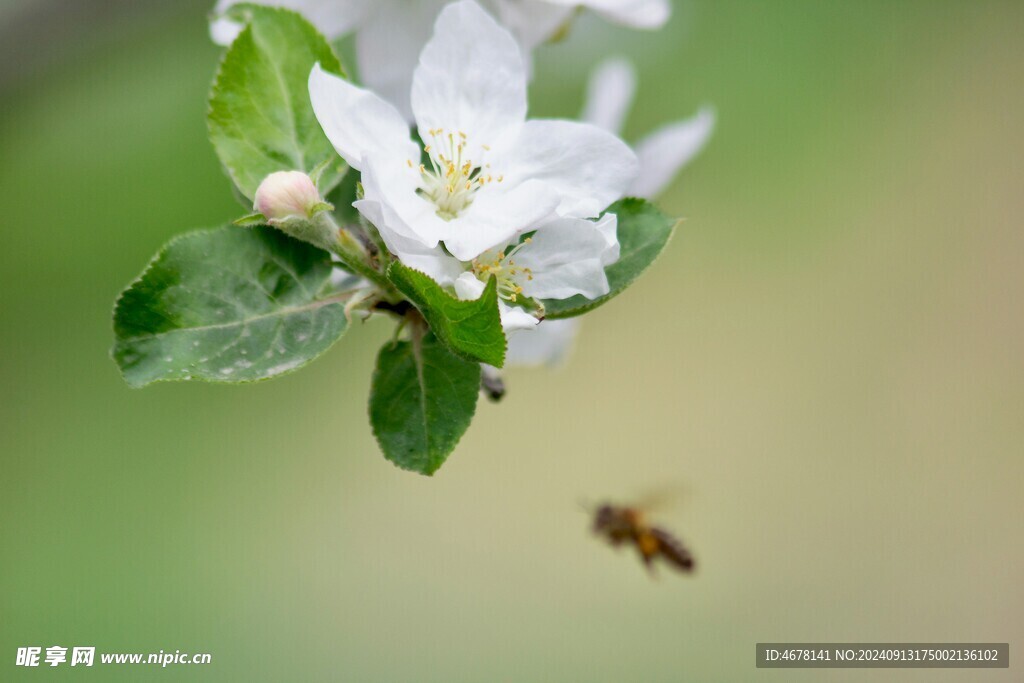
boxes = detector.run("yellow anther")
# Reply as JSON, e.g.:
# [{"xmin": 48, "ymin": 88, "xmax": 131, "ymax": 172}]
[{"xmin": 416, "ymin": 127, "xmax": 500, "ymax": 220}]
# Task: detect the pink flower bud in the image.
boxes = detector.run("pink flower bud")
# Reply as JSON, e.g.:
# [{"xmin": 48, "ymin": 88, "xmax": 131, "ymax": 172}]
[{"xmin": 253, "ymin": 171, "xmax": 321, "ymax": 222}]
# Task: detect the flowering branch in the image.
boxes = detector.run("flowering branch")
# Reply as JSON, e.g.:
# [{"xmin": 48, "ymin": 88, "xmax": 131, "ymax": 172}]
[{"xmin": 110, "ymin": 0, "xmax": 710, "ymax": 474}]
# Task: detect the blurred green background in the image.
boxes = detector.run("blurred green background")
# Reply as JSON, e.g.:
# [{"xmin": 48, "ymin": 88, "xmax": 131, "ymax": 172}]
[{"xmin": 1, "ymin": 0, "xmax": 1022, "ymax": 680}]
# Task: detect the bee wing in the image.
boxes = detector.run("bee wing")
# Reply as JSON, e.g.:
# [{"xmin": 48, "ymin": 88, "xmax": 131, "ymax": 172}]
[
  {"xmin": 633, "ymin": 482, "xmax": 692, "ymax": 513},
  {"xmin": 651, "ymin": 527, "xmax": 695, "ymax": 573}
]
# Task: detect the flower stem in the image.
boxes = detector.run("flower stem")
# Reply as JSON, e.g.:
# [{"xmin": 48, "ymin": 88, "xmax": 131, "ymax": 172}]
[{"xmin": 313, "ymin": 211, "xmax": 398, "ymax": 297}]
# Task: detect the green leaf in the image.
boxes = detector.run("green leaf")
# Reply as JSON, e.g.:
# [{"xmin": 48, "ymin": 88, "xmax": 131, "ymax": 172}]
[
  {"xmin": 112, "ymin": 226, "xmax": 348, "ymax": 388},
  {"xmin": 208, "ymin": 4, "xmax": 346, "ymax": 202},
  {"xmin": 543, "ymin": 198, "xmax": 678, "ymax": 319},
  {"xmin": 387, "ymin": 262, "xmax": 506, "ymax": 368},
  {"xmin": 369, "ymin": 332, "xmax": 481, "ymax": 475}
]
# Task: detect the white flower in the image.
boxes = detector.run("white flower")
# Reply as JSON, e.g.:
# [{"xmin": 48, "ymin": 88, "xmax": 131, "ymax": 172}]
[
  {"xmin": 451, "ymin": 213, "xmax": 619, "ymax": 331},
  {"xmin": 211, "ymin": 0, "xmax": 670, "ymax": 119},
  {"xmin": 253, "ymin": 170, "xmax": 323, "ymax": 222},
  {"xmin": 583, "ymin": 57, "xmax": 714, "ymax": 198},
  {"xmin": 309, "ymin": 0, "xmax": 637, "ymax": 263}
]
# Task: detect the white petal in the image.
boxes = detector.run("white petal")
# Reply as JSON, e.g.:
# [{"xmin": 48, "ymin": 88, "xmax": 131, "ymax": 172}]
[
  {"xmin": 442, "ymin": 180, "xmax": 561, "ymax": 261},
  {"xmin": 396, "ymin": 244, "xmax": 465, "ymax": 286},
  {"xmin": 581, "ymin": 57, "xmax": 637, "ymax": 134},
  {"xmin": 515, "ymin": 214, "xmax": 617, "ymax": 300},
  {"xmin": 630, "ymin": 105, "xmax": 715, "ymax": 198},
  {"xmin": 355, "ymin": 0, "xmax": 445, "ymax": 121},
  {"xmin": 210, "ymin": 15, "xmax": 244, "ymax": 45},
  {"xmin": 543, "ymin": 0, "xmax": 670, "ymax": 29},
  {"xmin": 402, "ymin": 250, "xmax": 465, "ymax": 286},
  {"xmin": 210, "ymin": 0, "xmax": 372, "ymax": 45},
  {"xmin": 308, "ymin": 63, "xmax": 418, "ymax": 172},
  {"xmin": 454, "ymin": 272, "xmax": 487, "ymax": 300},
  {"xmin": 592, "ymin": 212, "xmax": 620, "ymax": 265},
  {"xmin": 499, "ymin": 303, "xmax": 541, "ymax": 331},
  {"xmin": 355, "ymin": 157, "xmax": 447, "ymax": 249},
  {"xmin": 358, "ymin": 155, "xmax": 453, "ymax": 249},
  {"xmin": 359, "ymin": 148, "xmax": 559, "ymax": 262},
  {"xmin": 354, "ymin": 197, "xmax": 463, "ymax": 286},
  {"xmin": 210, "ymin": 0, "xmax": 263, "ymax": 46},
  {"xmin": 411, "ymin": 0, "xmax": 528, "ymax": 161},
  {"xmin": 494, "ymin": 0, "xmax": 575, "ymax": 49},
  {"xmin": 500, "ymin": 119, "xmax": 637, "ymax": 218},
  {"xmin": 506, "ymin": 318, "xmax": 580, "ymax": 367},
  {"xmin": 402, "ymin": 253, "xmax": 465, "ymax": 286}
]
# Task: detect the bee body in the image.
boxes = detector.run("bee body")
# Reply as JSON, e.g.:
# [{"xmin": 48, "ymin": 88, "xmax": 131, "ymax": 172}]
[{"xmin": 591, "ymin": 503, "xmax": 695, "ymax": 575}]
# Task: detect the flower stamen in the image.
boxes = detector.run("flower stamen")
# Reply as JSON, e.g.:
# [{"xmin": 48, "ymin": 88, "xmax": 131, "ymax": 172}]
[
  {"xmin": 413, "ymin": 129, "xmax": 502, "ymax": 221},
  {"xmin": 470, "ymin": 237, "xmax": 533, "ymax": 303}
]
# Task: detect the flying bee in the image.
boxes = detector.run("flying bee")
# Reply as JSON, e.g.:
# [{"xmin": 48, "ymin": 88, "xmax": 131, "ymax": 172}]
[{"xmin": 589, "ymin": 502, "xmax": 695, "ymax": 575}]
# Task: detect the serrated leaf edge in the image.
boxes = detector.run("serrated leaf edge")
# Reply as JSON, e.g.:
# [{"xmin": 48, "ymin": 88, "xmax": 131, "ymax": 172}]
[
  {"xmin": 386, "ymin": 262, "xmax": 507, "ymax": 368},
  {"xmin": 206, "ymin": 5, "xmax": 345, "ymax": 202},
  {"xmin": 367, "ymin": 336, "xmax": 481, "ymax": 476}
]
